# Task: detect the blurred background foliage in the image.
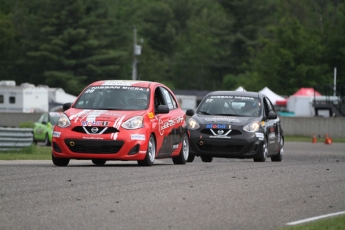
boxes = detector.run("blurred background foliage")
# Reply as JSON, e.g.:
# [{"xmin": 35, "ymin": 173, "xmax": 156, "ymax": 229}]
[{"xmin": 0, "ymin": 0, "xmax": 344, "ymax": 96}]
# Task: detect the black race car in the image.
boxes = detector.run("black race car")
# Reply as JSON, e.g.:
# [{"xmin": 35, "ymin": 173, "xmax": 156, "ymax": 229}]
[{"xmin": 186, "ymin": 91, "xmax": 284, "ymax": 163}]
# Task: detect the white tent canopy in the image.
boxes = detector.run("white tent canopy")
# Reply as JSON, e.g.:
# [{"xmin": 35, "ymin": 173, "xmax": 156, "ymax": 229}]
[
  {"xmin": 234, "ymin": 86, "xmax": 246, "ymax": 91},
  {"xmin": 259, "ymin": 87, "xmax": 285, "ymax": 105}
]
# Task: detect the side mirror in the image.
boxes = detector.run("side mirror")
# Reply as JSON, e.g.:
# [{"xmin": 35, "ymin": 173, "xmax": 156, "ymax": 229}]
[
  {"xmin": 186, "ymin": 109, "xmax": 195, "ymax": 116},
  {"xmin": 156, "ymin": 105, "xmax": 169, "ymax": 114},
  {"xmin": 63, "ymin": 102, "xmax": 72, "ymax": 112},
  {"xmin": 41, "ymin": 121, "xmax": 47, "ymax": 125},
  {"xmin": 267, "ymin": 111, "xmax": 277, "ymax": 119}
]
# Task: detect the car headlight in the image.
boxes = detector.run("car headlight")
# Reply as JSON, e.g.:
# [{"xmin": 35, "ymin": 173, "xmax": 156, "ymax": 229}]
[
  {"xmin": 57, "ymin": 114, "xmax": 71, "ymax": 128},
  {"xmin": 187, "ymin": 118, "xmax": 200, "ymax": 130},
  {"xmin": 243, "ymin": 121, "xmax": 261, "ymax": 132},
  {"xmin": 121, "ymin": 116, "xmax": 144, "ymax": 130}
]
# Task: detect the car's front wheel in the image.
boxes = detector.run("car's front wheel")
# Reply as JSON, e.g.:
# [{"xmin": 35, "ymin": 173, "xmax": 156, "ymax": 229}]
[
  {"xmin": 45, "ymin": 133, "xmax": 51, "ymax": 146},
  {"xmin": 187, "ymin": 153, "xmax": 195, "ymax": 162},
  {"xmin": 52, "ymin": 153, "xmax": 70, "ymax": 166},
  {"xmin": 201, "ymin": 156, "xmax": 213, "ymax": 162},
  {"xmin": 254, "ymin": 137, "xmax": 268, "ymax": 162},
  {"xmin": 137, "ymin": 134, "xmax": 156, "ymax": 166},
  {"xmin": 172, "ymin": 133, "xmax": 189, "ymax": 164},
  {"xmin": 271, "ymin": 137, "xmax": 284, "ymax": 162},
  {"xmin": 92, "ymin": 159, "xmax": 107, "ymax": 165}
]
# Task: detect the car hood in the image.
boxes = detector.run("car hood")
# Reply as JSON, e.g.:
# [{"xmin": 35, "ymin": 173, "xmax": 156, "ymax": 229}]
[
  {"xmin": 192, "ymin": 114, "xmax": 259, "ymax": 126},
  {"xmin": 65, "ymin": 109, "xmax": 146, "ymax": 125}
]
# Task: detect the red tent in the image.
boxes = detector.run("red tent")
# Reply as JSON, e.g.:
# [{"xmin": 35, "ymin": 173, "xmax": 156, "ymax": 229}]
[
  {"xmin": 275, "ymin": 88, "xmax": 322, "ymax": 106},
  {"xmin": 292, "ymin": 88, "xmax": 321, "ymax": 96}
]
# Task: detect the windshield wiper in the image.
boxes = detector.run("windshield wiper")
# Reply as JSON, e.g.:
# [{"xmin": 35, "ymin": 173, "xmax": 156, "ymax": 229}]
[
  {"xmin": 198, "ymin": 111, "xmax": 210, "ymax": 115},
  {"xmin": 212, "ymin": 114, "xmax": 238, "ymax": 116}
]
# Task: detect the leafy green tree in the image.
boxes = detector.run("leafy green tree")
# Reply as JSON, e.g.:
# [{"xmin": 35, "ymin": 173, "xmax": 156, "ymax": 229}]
[{"xmin": 17, "ymin": 0, "xmax": 129, "ymax": 95}]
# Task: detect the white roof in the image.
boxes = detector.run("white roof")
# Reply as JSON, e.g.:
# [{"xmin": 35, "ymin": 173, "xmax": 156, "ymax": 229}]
[
  {"xmin": 259, "ymin": 87, "xmax": 285, "ymax": 105},
  {"xmin": 234, "ymin": 86, "xmax": 246, "ymax": 91}
]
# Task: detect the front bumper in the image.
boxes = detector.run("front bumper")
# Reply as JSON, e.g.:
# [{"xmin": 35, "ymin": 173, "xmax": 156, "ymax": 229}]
[
  {"xmin": 52, "ymin": 127, "xmax": 150, "ymax": 161},
  {"xmin": 189, "ymin": 131, "xmax": 264, "ymax": 159}
]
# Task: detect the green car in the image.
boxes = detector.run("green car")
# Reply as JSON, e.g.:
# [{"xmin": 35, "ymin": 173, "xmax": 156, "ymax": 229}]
[{"xmin": 33, "ymin": 112, "xmax": 62, "ymax": 146}]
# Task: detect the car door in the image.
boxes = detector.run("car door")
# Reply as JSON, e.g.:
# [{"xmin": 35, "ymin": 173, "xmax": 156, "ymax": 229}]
[
  {"xmin": 155, "ymin": 87, "xmax": 185, "ymax": 157},
  {"xmin": 263, "ymin": 97, "xmax": 279, "ymax": 155},
  {"xmin": 34, "ymin": 113, "xmax": 48, "ymax": 141}
]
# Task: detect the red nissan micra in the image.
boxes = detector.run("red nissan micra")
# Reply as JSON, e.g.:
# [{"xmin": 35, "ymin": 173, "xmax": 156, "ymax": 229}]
[{"xmin": 52, "ymin": 80, "xmax": 189, "ymax": 166}]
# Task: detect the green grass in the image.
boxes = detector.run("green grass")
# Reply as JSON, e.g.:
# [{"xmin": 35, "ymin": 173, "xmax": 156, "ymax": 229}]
[
  {"xmin": 0, "ymin": 145, "xmax": 52, "ymax": 160},
  {"xmin": 284, "ymin": 135, "xmax": 345, "ymax": 143},
  {"xmin": 279, "ymin": 214, "xmax": 345, "ymax": 230}
]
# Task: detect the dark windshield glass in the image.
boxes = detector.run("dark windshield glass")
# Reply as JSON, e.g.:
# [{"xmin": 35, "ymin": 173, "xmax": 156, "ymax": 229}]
[
  {"xmin": 197, "ymin": 95, "xmax": 262, "ymax": 117},
  {"xmin": 74, "ymin": 86, "xmax": 150, "ymax": 110}
]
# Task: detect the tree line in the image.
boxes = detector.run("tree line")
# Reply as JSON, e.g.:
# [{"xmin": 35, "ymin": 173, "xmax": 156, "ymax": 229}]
[{"xmin": 0, "ymin": 0, "xmax": 344, "ymax": 96}]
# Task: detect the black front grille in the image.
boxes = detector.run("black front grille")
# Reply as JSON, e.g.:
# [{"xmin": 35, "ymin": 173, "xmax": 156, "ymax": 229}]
[
  {"xmin": 64, "ymin": 139, "xmax": 124, "ymax": 154},
  {"xmin": 195, "ymin": 140, "xmax": 246, "ymax": 153},
  {"xmin": 200, "ymin": 129, "xmax": 242, "ymax": 136},
  {"xmin": 72, "ymin": 126, "xmax": 119, "ymax": 134}
]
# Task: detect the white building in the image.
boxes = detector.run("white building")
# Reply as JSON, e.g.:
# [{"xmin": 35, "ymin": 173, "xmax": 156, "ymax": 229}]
[{"xmin": 0, "ymin": 80, "xmax": 77, "ymax": 113}]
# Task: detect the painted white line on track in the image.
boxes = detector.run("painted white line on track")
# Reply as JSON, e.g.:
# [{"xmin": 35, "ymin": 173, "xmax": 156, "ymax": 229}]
[{"xmin": 286, "ymin": 211, "xmax": 345, "ymax": 226}]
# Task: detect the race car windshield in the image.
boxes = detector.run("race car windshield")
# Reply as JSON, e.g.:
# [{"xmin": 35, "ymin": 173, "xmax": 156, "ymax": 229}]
[
  {"xmin": 197, "ymin": 96, "xmax": 262, "ymax": 117},
  {"xmin": 73, "ymin": 86, "xmax": 150, "ymax": 110}
]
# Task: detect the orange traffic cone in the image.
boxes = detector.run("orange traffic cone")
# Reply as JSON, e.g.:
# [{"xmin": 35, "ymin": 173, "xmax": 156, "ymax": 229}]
[
  {"xmin": 312, "ymin": 135, "xmax": 317, "ymax": 143},
  {"xmin": 324, "ymin": 134, "xmax": 332, "ymax": 145}
]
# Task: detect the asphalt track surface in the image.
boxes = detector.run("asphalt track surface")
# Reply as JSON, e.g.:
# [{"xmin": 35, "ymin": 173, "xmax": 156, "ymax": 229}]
[{"xmin": 0, "ymin": 142, "xmax": 344, "ymax": 230}]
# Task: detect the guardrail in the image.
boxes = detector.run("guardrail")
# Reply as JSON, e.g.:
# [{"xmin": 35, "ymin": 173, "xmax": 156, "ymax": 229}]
[{"xmin": 0, "ymin": 127, "xmax": 34, "ymax": 151}]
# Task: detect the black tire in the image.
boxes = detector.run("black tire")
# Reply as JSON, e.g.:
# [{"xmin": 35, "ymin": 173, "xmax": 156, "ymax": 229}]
[
  {"xmin": 187, "ymin": 153, "xmax": 195, "ymax": 163},
  {"xmin": 45, "ymin": 133, "xmax": 51, "ymax": 146},
  {"xmin": 172, "ymin": 133, "xmax": 189, "ymax": 165},
  {"xmin": 271, "ymin": 137, "xmax": 284, "ymax": 162},
  {"xmin": 52, "ymin": 153, "xmax": 70, "ymax": 166},
  {"xmin": 254, "ymin": 137, "xmax": 268, "ymax": 162},
  {"xmin": 137, "ymin": 134, "xmax": 156, "ymax": 166},
  {"xmin": 201, "ymin": 156, "xmax": 213, "ymax": 162},
  {"xmin": 92, "ymin": 159, "xmax": 107, "ymax": 165}
]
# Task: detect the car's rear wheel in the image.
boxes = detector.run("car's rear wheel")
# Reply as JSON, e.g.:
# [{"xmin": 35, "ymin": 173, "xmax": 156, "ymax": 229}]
[
  {"xmin": 45, "ymin": 133, "xmax": 51, "ymax": 146},
  {"xmin": 92, "ymin": 159, "xmax": 107, "ymax": 165},
  {"xmin": 271, "ymin": 137, "xmax": 284, "ymax": 162},
  {"xmin": 172, "ymin": 133, "xmax": 189, "ymax": 164},
  {"xmin": 201, "ymin": 156, "xmax": 213, "ymax": 162},
  {"xmin": 254, "ymin": 137, "xmax": 268, "ymax": 162},
  {"xmin": 52, "ymin": 153, "xmax": 70, "ymax": 166},
  {"xmin": 137, "ymin": 134, "xmax": 156, "ymax": 166},
  {"xmin": 187, "ymin": 153, "xmax": 195, "ymax": 162}
]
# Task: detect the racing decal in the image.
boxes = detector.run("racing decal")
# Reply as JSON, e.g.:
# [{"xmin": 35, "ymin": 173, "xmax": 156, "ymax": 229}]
[
  {"xmin": 81, "ymin": 121, "xmax": 109, "ymax": 126},
  {"xmin": 255, "ymin": 133, "xmax": 264, "ymax": 140},
  {"xmin": 209, "ymin": 135, "xmax": 231, "ymax": 139},
  {"xmin": 53, "ymin": 131, "xmax": 61, "ymax": 138},
  {"xmin": 158, "ymin": 116, "xmax": 184, "ymax": 136},
  {"xmin": 172, "ymin": 144, "xmax": 179, "ymax": 149},
  {"xmin": 204, "ymin": 117, "xmax": 240, "ymax": 122},
  {"xmin": 210, "ymin": 129, "xmax": 232, "ymax": 137},
  {"xmin": 82, "ymin": 137, "xmax": 104, "ymax": 140},
  {"xmin": 85, "ymin": 86, "xmax": 147, "ymax": 92},
  {"xmin": 102, "ymin": 80, "xmax": 140, "ymax": 86},
  {"xmin": 210, "ymin": 96, "xmax": 255, "ymax": 100},
  {"xmin": 148, "ymin": 112, "xmax": 155, "ymax": 119},
  {"xmin": 268, "ymin": 133, "xmax": 276, "ymax": 139},
  {"xmin": 261, "ymin": 121, "xmax": 265, "ymax": 127},
  {"xmin": 206, "ymin": 124, "xmax": 226, "ymax": 129},
  {"xmin": 111, "ymin": 115, "xmax": 126, "ymax": 140},
  {"xmin": 131, "ymin": 134, "xmax": 145, "ymax": 140}
]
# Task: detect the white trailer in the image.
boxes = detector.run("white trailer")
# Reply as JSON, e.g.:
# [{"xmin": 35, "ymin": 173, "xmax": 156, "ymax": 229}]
[
  {"xmin": 175, "ymin": 95, "xmax": 197, "ymax": 111},
  {"xmin": 0, "ymin": 81, "xmax": 49, "ymax": 113}
]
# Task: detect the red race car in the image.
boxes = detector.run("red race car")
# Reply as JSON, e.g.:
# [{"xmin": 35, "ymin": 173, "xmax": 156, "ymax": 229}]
[{"xmin": 52, "ymin": 80, "xmax": 190, "ymax": 166}]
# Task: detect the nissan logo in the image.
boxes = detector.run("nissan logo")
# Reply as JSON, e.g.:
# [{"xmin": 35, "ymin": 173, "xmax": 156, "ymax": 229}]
[
  {"xmin": 91, "ymin": 127, "xmax": 99, "ymax": 133},
  {"xmin": 217, "ymin": 129, "xmax": 224, "ymax": 135}
]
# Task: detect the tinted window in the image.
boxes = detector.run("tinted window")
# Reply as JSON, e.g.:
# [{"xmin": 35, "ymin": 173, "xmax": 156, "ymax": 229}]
[
  {"xmin": 0, "ymin": 95, "xmax": 3, "ymax": 104},
  {"xmin": 9, "ymin": 96, "xmax": 15, "ymax": 104},
  {"xmin": 198, "ymin": 95, "xmax": 261, "ymax": 117}
]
